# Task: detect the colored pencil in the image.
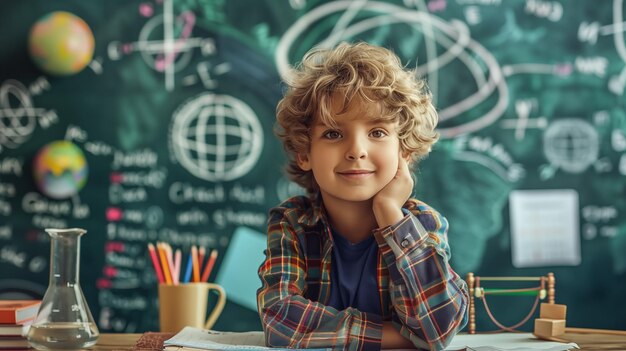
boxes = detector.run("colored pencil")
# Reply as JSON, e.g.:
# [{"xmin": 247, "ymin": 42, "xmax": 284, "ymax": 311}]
[
  {"xmin": 173, "ymin": 249, "xmax": 181, "ymax": 285},
  {"xmin": 191, "ymin": 245, "xmax": 200, "ymax": 283},
  {"xmin": 183, "ymin": 251, "xmax": 193, "ymax": 283},
  {"xmin": 164, "ymin": 243, "xmax": 176, "ymax": 285},
  {"xmin": 201, "ymin": 249, "xmax": 218, "ymax": 282},
  {"xmin": 198, "ymin": 246, "xmax": 206, "ymax": 269},
  {"xmin": 147, "ymin": 243, "xmax": 164, "ymax": 284},
  {"xmin": 157, "ymin": 243, "xmax": 172, "ymax": 285}
]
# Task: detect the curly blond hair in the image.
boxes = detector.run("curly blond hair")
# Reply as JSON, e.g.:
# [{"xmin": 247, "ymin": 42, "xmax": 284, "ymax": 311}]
[{"xmin": 275, "ymin": 42, "xmax": 439, "ymax": 195}]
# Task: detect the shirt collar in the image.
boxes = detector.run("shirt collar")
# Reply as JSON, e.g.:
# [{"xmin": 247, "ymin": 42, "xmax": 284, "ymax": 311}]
[{"xmin": 296, "ymin": 193, "xmax": 327, "ymax": 227}]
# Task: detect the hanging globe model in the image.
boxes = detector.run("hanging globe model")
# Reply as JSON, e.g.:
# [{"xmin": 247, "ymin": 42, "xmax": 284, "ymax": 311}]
[
  {"xmin": 33, "ymin": 140, "xmax": 88, "ymax": 199},
  {"xmin": 28, "ymin": 11, "xmax": 95, "ymax": 76}
]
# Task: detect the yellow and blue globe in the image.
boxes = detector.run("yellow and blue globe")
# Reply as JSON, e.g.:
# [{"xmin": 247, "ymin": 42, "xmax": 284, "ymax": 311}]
[
  {"xmin": 33, "ymin": 141, "xmax": 88, "ymax": 199},
  {"xmin": 28, "ymin": 11, "xmax": 95, "ymax": 76}
]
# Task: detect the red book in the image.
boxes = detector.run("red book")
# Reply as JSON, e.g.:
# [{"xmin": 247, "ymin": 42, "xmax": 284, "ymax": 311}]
[{"xmin": 0, "ymin": 300, "xmax": 41, "ymax": 324}]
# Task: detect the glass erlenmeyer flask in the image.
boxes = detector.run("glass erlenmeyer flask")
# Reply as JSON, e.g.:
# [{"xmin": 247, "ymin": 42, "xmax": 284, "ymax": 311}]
[{"xmin": 27, "ymin": 228, "xmax": 99, "ymax": 350}]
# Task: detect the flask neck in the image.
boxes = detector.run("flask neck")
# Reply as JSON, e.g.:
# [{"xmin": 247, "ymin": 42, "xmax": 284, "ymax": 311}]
[{"xmin": 47, "ymin": 228, "xmax": 84, "ymax": 286}]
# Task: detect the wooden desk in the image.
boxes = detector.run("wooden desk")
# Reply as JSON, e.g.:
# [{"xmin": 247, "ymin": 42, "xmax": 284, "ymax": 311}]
[
  {"xmin": 93, "ymin": 331, "xmax": 626, "ymax": 350},
  {"xmin": 94, "ymin": 334, "xmax": 142, "ymax": 350},
  {"xmin": 561, "ymin": 330, "xmax": 626, "ymax": 351}
]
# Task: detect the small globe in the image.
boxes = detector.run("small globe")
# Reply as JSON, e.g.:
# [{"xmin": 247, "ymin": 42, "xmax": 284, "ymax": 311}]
[
  {"xmin": 33, "ymin": 141, "xmax": 88, "ymax": 199},
  {"xmin": 28, "ymin": 11, "xmax": 95, "ymax": 76}
]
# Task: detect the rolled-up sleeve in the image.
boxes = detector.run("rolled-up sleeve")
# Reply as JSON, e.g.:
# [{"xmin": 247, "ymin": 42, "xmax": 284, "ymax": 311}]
[{"xmin": 373, "ymin": 206, "xmax": 468, "ymax": 351}]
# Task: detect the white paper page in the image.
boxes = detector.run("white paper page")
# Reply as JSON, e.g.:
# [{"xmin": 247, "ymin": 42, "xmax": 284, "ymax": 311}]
[
  {"xmin": 388, "ymin": 333, "xmax": 578, "ymax": 351},
  {"xmin": 164, "ymin": 327, "xmax": 265, "ymax": 349},
  {"xmin": 443, "ymin": 333, "xmax": 579, "ymax": 351},
  {"xmin": 509, "ymin": 190, "xmax": 581, "ymax": 267},
  {"xmin": 164, "ymin": 327, "xmax": 329, "ymax": 351}
]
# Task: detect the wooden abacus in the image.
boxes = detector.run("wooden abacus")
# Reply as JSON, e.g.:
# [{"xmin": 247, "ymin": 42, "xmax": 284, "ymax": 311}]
[{"xmin": 466, "ymin": 272, "xmax": 555, "ymax": 334}]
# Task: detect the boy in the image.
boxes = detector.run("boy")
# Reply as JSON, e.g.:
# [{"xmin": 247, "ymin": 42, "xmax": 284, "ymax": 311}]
[{"xmin": 257, "ymin": 42, "xmax": 468, "ymax": 351}]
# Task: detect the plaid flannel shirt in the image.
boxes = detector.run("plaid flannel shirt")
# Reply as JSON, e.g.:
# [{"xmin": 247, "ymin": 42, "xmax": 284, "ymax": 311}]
[{"xmin": 257, "ymin": 196, "xmax": 468, "ymax": 351}]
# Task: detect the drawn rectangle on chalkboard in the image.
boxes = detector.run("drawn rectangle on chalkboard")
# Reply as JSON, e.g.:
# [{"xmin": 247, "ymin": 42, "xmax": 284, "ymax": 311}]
[{"xmin": 509, "ymin": 190, "xmax": 581, "ymax": 268}]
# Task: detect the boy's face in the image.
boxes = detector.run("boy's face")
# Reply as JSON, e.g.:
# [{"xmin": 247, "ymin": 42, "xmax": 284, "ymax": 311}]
[{"xmin": 298, "ymin": 93, "xmax": 402, "ymax": 204}]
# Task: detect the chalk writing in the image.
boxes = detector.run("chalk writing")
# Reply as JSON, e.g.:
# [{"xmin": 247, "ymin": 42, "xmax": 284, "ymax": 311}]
[
  {"xmin": 169, "ymin": 182, "xmax": 225, "ymax": 204},
  {"xmin": 0, "ymin": 246, "xmax": 27, "ymax": 268},
  {"xmin": 109, "ymin": 185, "xmax": 148, "ymax": 203},
  {"xmin": 32, "ymin": 214, "xmax": 67, "ymax": 229},
  {"xmin": 0, "ymin": 182, "xmax": 16, "ymax": 197},
  {"xmin": 22, "ymin": 192, "xmax": 72, "ymax": 216},
  {"xmin": 0, "ymin": 225, "xmax": 11, "ymax": 240},
  {"xmin": 112, "ymin": 149, "xmax": 158, "ymax": 169},
  {"xmin": 0, "ymin": 199, "xmax": 10, "ymax": 216},
  {"xmin": 212, "ymin": 208, "xmax": 267, "ymax": 229},
  {"xmin": 176, "ymin": 208, "xmax": 209, "ymax": 226},
  {"xmin": 0, "ymin": 157, "xmax": 23, "ymax": 176}
]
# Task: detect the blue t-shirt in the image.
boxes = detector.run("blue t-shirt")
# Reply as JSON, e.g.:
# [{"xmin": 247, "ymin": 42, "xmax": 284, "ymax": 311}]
[{"xmin": 327, "ymin": 229, "xmax": 381, "ymax": 315}]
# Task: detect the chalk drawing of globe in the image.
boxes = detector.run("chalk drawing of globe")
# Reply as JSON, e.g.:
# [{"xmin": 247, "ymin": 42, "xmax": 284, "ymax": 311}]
[
  {"xmin": 169, "ymin": 93, "xmax": 263, "ymax": 181},
  {"xmin": 543, "ymin": 118, "xmax": 599, "ymax": 173}
]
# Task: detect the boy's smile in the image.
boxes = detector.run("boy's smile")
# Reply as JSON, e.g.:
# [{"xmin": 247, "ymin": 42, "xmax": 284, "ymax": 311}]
[
  {"xmin": 337, "ymin": 169, "xmax": 374, "ymax": 180},
  {"xmin": 297, "ymin": 93, "xmax": 402, "ymax": 205}
]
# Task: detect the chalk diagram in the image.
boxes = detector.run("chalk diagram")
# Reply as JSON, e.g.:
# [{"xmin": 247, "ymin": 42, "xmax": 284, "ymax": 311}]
[
  {"xmin": 543, "ymin": 119, "xmax": 599, "ymax": 174},
  {"xmin": 169, "ymin": 93, "xmax": 263, "ymax": 182},
  {"xmin": 0, "ymin": 79, "xmax": 56, "ymax": 152},
  {"xmin": 275, "ymin": 0, "xmax": 509, "ymax": 139},
  {"xmin": 107, "ymin": 0, "xmax": 215, "ymax": 91}
]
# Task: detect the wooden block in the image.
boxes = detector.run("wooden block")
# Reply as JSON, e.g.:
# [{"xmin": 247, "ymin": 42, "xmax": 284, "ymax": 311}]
[
  {"xmin": 534, "ymin": 318, "xmax": 566, "ymax": 337},
  {"xmin": 540, "ymin": 303, "xmax": 567, "ymax": 319}
]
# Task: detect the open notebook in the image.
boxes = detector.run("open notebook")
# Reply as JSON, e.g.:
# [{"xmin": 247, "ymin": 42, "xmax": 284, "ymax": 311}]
[{"xmin": 163, "ymin": 327, "xmax": 579, "ymax": 351}]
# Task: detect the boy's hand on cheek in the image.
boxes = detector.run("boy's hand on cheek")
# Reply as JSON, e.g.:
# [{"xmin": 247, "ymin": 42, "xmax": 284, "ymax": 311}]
[{"xmin": 372, "ymin": 155, "xmax": 414, "ymax": 227}]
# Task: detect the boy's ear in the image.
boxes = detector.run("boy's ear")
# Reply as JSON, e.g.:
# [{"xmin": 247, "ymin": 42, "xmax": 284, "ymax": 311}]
[
  {"xmin": 401, "ymin": 151, "xmax": 415, "ymax": 168},
  {"xmin": 296, "ymin": 153, "xmax": 312, "ymax": 171},
  {"xmin": 401, "ymin": 150, "xmax": 412, "ymax": 162}
]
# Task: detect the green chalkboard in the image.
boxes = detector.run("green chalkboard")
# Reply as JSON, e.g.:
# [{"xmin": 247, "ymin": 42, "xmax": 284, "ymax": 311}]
[{"xmin": 1, "ymin": 0, "xmax": 625, "ymax": 333}]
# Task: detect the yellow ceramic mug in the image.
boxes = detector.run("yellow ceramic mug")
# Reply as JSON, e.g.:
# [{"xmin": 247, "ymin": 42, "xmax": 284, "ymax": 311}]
[{"xmin": 158, "ymin": 283, "xmax": 226, "ymax": 333}]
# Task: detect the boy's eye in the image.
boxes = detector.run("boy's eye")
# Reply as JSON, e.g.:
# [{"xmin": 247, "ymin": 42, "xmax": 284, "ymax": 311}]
[
  {"xmin": 370, "ymin": 129, "xmax": 387, "ymax": 138},
  {"xmin": 322, "ymin": 130, "xmax": 342, "ymax": 139}
]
